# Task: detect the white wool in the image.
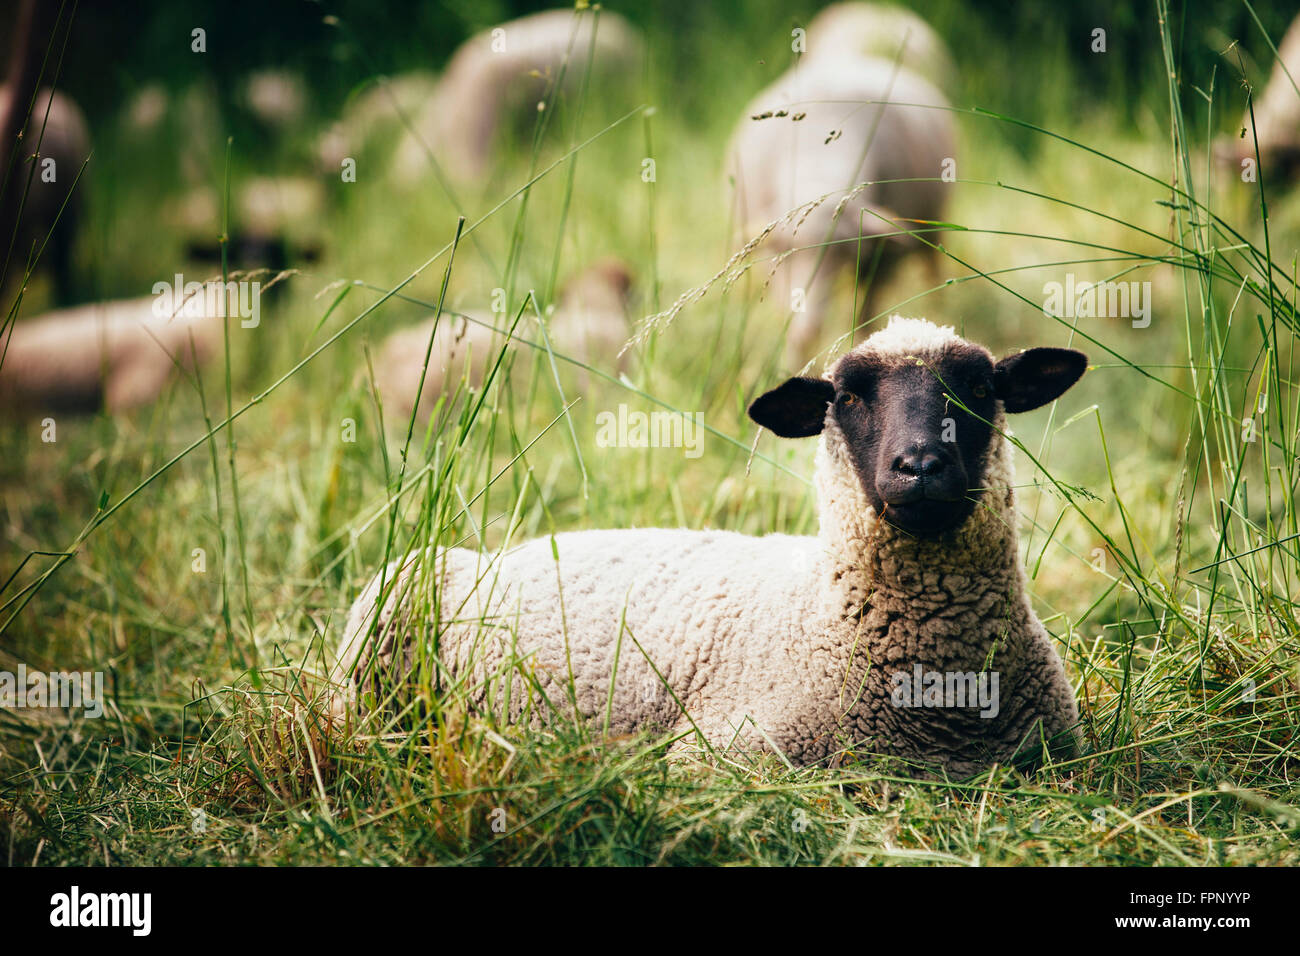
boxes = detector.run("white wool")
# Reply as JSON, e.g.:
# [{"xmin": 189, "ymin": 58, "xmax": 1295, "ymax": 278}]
[
  {"xmin": 392, "ymin": 10, "xmax": 644, "ymax": 183},
  {"xmin": 858, "ymin": 313, "xmax": 962, "ymax": 356},
  {"xmin": 0, "ymin": 295, "xmax": 223, "ymax": 414},
  {"xmin": 805, "ymin": 2, "xmax": 957, "ymax": 90}
]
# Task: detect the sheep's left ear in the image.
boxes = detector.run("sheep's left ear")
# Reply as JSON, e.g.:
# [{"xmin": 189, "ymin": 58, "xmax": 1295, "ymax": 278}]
[
  {"xmin": 748, "ymin": 376, "xmax": 835, "ymax": 438},
  {"xmin": 994, "ymin": 348, "xmax": 1088, "ymax": 413}
]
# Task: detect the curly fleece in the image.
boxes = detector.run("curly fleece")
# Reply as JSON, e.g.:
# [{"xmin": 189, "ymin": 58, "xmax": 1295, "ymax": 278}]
[{"xmin": 337, "ymin": 317, "xmax": 1080, "ymax": 775}]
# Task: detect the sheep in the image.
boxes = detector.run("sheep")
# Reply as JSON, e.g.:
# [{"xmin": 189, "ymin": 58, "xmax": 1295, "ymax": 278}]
[
  {"xmin": 369, "ymin": 258, "xmax": 633, "ymax": 423},
  {"xmin": 0, "ymin": 85, "xmax": 90, "ymax": 301},
  {"xmin": 0, "ymin": 290, "xmax": 225, "ymax": 415},
  {"xmin": 242, "ymin": 70, "xmax": 306, "ymax": 131},
  {"xmin": 390, "ymin": 9, "xmax": 644, "ymax": 184},
  {"xmin": 726, "ymin": 55, "xmax": 955, "ymax": 366},
  {"xmin": 1216, "ymin": 12, "xmax": 1300, "ymax": 182},
  {"xmin": 334, "ymin": 316, "xmax": 1086, "ymax": 777},
  {"xmin": 804, "ymin": 2, "xmax": 957, "ymax": 91},
  {"xmin": 315, "ymin": 73, "xmax": 440, "ymax": 176},
  {"xmin": 171, "ymin": 177, "xmax": 325, "ymax": 271}
]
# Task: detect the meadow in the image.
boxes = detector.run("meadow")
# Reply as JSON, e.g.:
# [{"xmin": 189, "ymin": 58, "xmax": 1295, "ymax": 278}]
[{"xmin": 2, "ymin": 0, "xmax": 1298, "ymax": 865}]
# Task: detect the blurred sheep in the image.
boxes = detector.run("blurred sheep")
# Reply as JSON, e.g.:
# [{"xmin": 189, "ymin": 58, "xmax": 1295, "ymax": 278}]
[
  {"xmin": 1217, "ymin": 13, "xmax": 1300, "ymax": 182},
  {"xmin": 370, "ymin": 258, "xmax": 633, "ymax": 423},
  {"xmin": 390, "ymin": 8, "xmax": 643, "ymax": 183},
  {"xmin": 727, "ymin": 54, "xmax": 954, "ymax": 364},
  {"xmin": 315, "ymin": 73, "xmax": 440, "ymax": 175},
  {"xmin": 243, "ymin": 70, "xmax": 307, "ymax": 130},
  {"xmin": 0, "ymin": 85, "xmax": 89, "ymax": 300},
  {"xmin": 805, "ymin": 2, "xmax": 956, "ymax": 90},
  {"xmin": 172, "ymin": 176, "xmax": 325, "ymax": 270},
  {"xmin": 0, "ymin": 292, "xmax": 225, "ymax": 415}
]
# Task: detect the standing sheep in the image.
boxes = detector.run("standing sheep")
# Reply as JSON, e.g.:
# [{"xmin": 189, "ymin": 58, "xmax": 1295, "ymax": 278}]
[
  {"xmin": 369, "ymin": 258, "xmax": 633, "ymax": 423},
  {"xmin": 0, "ymin": 292, "xmax": 224, "ymax": 415},
  {"xmin": 727, "ymin": 55, "xmax": 954, "ymax": 365},
  {"xmin": 336, "ymin": 317, "xmax": 1085, "ymax": 777}
]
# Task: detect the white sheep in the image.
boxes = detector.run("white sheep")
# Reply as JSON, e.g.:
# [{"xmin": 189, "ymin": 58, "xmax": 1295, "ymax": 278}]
[
  {"xmin": 390, "ymin": 8, "xmax": 644, "ymax": 183},
  {"xmin": 335, "ymin": 316, "xmax": 1085, "ymax": 777},
  {"xmin": 242, "ymin": 70, "xmax": 307, "ymax": 130},
  {"xmin": 369, "ymin": 258, "xmax": 633, "ymax": 423},
  {"xmin": 315, "ymin": 73, "xmax": 440, "ymax": 176},
  {"xmin": 726, "ymin": 54, "xmax": 955, "ymax": 365},
  {"xmin": 0, "ymin": 291, "xmax": 225, "ymax": 415},
  {"xmin": 805, "ymin": 2, "xmax": 957, "ymax": 90}
]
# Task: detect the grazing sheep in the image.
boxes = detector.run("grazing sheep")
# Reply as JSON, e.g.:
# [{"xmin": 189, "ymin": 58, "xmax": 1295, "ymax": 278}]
[
  {"xmin": 315, "ymin": 73, "xmax": 440, "ymax": 176},
  {"xmin": 336, "ymin": 316, "xmax": 1085, "ymax": 777},
  {"xmin": 1217, "ymin": 12, "xmax": 1300, "ymax": 182},
  {"xmin": 391, "ymin": 9, "xmax": 643, "ymax": 183},
  {"xmin": 170, "ymin": 178, "xmax": 325, "ymax": 271},
  {"xmin": 726, "ymin": 56, "xmax": 954, "ymax": 365},
  {"xmin": 0, "ymin": 292, "xmax": 225, "ymax": 415},
  {"xmin": 369, "ymin": 258, "xmax": 633, "ymax": 423},
  {"xmin": 0, "ymin": 86, "xmax": 90, "ymax": 300},
  {"xmin": 805, "ymin": 2, "xmax": 956, "ymax": 90}
]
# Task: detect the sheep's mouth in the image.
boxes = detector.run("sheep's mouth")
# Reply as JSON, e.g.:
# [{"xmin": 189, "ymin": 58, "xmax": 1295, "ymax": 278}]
[{"xmin": 879, "ymin": 498, "xmax": 972, "ymax": 537}]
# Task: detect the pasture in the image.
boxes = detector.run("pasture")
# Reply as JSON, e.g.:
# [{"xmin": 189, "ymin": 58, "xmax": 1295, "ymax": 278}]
[{"xmin": 1, "ymin": 0, "xmax": 1298, "ymax": 866}]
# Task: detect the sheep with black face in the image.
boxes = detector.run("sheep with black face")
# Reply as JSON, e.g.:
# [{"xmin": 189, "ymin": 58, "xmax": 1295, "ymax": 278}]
[{"xmin": 335, "ymin": 316, "xmax": 1085, "ymax": 776}]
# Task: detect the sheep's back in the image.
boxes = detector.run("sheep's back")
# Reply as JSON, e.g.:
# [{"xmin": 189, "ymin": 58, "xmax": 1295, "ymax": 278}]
[
  {"xmin": 341, "ymin": 527, "xmax": 824, "ymax": 735},
  {"xmin": 727, "ymin": 58, "xmax": 953, "ymax": 249}
]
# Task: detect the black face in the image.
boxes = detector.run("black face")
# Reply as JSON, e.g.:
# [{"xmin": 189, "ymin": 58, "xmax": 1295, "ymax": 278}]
[{"xmin": 749, "ymin": 343, "xmax": 1088, "ymax": 538}]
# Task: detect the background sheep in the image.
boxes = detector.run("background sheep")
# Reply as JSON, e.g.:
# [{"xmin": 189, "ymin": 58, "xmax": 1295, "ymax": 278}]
[
  {"xmin": 0, "ymin": 293, "xmax": 223, "ymax": 415},
  {"xmin": 726, "ymin": 53, "xmax": 954, "ymax": 365},
  {"xmin": 1216, "ymin": 12, "xmax": 1300, "ymax": 182},
  {"xmin": 390, "ymin": 8, "xmax": 644, "ymax": 184},
  {"xmin": 370, "ymin": 258, "xmax": 633, "ymax": 423},
  {"xmin": 805, "ymin": 2, "xmax": 957, "ymax": 90},
  {"xmin": 0, "ymin": 85, "xmax": 90, "ymax": 302},
  {"xmin": 315, "ymin": 73, "xmax": 440, "ymax": 177},
  {"xmin": 337, "ymin": 317, "xmax": 1085, "ymax": 777}
]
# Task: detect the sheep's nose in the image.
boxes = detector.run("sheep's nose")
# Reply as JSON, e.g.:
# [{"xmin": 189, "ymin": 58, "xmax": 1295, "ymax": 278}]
[{"xmin": 892, "ymin": 452, "xmax": 946, "ymax": 479}]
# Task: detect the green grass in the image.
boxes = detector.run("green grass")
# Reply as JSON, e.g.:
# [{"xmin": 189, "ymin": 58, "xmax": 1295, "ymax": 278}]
[{"xmin": 2, "ymin": 0, "xmax": 1299, "ymax": 865}]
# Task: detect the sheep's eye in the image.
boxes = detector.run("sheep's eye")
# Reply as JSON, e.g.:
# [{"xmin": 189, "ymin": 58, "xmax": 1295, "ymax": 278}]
[
  {"xmin": 840, "ymin": 391, "xmax": 860, "ymax": 407},
  {"xmin": 971, "ymin": 382, "xmax": 989, "ymax": 399}
]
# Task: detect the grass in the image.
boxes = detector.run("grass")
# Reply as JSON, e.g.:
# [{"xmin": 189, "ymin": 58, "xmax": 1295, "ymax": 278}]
[{"xmin": 2, "ymin": 0, "xmax": 1299, "ymax": 865}]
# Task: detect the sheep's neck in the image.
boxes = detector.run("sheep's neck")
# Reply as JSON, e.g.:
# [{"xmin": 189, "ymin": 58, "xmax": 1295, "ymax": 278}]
[{"xmin": 813, "ymin": 426, "xmax": 1029, "ymax": 669}]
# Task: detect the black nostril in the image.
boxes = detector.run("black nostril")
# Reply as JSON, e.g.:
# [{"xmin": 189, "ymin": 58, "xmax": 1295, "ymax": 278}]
[
  {"xmin": 893, "ymin": 454, "xmax": 919, "ymax": 476},
  {"xmin": 893, "ymin": 452, "xmax": 946, "ymax": 479}
]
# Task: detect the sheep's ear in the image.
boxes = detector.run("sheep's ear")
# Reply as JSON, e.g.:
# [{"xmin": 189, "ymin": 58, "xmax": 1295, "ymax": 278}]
[
  {"xmin": 748, "ymin": 376, "xmax": 835, "ymax": 438},
  {"xmin": 994, "ymin": 348, "xmax": 1088, "ymax": 413}
]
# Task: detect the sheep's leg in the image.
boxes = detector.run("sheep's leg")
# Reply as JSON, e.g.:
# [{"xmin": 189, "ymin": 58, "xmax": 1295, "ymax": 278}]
[{"xmin": 851, "ymin": 236, "xmax": 920, "ymax": 344}]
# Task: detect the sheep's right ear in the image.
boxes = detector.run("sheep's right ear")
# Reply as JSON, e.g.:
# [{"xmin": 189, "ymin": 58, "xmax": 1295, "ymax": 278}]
[
  {"xmin": 748, "ymin": 376, "xmax": 835, "ymax": 438},
  {"xmin": 994, "ymin": 348, "xmax": 1087, "ymax": 413}
]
